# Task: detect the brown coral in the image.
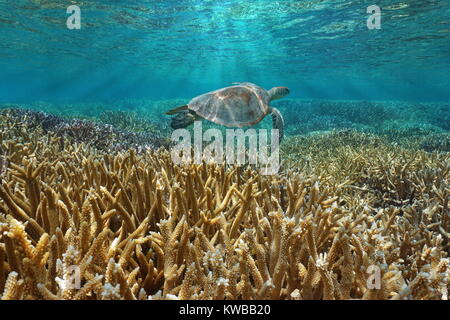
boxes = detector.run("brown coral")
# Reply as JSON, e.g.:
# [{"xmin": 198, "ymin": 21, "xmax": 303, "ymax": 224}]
[{"xmin": 0, "ymin": 113, "xmax": 448, "ymax": 300}]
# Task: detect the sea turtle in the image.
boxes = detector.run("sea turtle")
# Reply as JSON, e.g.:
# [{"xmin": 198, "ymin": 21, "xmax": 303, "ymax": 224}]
[{"xmin": 166, "ymin": 82, "xmax": 289, "ymax": 140}]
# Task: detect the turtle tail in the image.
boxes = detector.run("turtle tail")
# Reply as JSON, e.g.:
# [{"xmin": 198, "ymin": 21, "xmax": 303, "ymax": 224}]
[
  {"xmin": 170, "ymin": 110, "xmax": 196, "ymax": 129},
  {"xmin": 271, "ymin": 107, "xmax": 284, "ymax": 141}
]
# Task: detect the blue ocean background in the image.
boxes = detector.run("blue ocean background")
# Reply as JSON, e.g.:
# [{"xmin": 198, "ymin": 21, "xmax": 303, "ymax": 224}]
[
  {"xmin": 1, "ymin": 0, "xmax": 449, "ymax": 103},
  {"xmin": 0, "ymin": 0, "xmax": 449, "ymax": 148},
  {"xmin": 1, "ymin": 1, "xmax": 450, "ymax": 303}
]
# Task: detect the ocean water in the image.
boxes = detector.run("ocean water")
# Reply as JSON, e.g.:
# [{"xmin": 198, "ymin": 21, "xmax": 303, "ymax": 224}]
[
  {"xmin": 0, "ymin": 0, "xmax": 449, "ymax": 104},
  {"xmin": 1, "ymin": 1, "xmax": 450, "ymax": 302},
  {"xmin": 0, "ymin": 0, "xmax": 449, "ymax": 149}
]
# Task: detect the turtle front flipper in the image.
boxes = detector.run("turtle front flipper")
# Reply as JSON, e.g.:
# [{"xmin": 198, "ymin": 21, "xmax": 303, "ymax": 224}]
[{"xmin": 270, "ymin": 107, "xmax": 284, "ymax": 141}]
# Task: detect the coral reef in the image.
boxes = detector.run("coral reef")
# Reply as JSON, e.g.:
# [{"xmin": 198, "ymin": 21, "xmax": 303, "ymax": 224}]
[
  {"xmin": 274, "ymin": 99, "xmax": 450, "ymax": 146},
  {"xmin": 3, "ymin": 98, "xmax": 447, "ymax": 152},
  {"xmin": 0, "ymin": 108, "xmax": 170, "ymax": 152},
  {"xmin": 99, "ymin": 110, "xmax": 158, "ymax": 134},
  {"xmin": 0, "ymin": 112, "xmax": 448, "ymax": 300},
  {"xmin": 0, "ymin": 98, "xmax": 182, "ymax": 135}
]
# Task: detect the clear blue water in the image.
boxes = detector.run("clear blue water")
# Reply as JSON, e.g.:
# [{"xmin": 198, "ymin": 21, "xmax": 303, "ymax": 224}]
[{"xmin": 1, "ymin": 0, "xmax": 449, "ymax": 103}]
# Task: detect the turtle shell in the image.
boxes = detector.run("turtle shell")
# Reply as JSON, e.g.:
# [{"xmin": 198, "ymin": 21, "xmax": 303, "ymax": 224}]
[{"xmin": 188, "ymin": 83, "xmax": 270, "ymax": 128}]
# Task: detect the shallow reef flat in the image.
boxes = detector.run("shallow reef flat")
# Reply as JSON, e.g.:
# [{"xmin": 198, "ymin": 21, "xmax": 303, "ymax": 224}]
[
  {"xmin": 4, "ymin": 98, "xmax": 448, "ymax": 144},
  {"xmin": 0, "ymin": 108, "xmax": 448, "ymax": 300}
]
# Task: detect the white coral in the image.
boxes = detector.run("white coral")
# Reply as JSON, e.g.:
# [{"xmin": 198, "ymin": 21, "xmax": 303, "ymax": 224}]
[
  {"xmin": 217, "ymin": 277, "xmax": 229, "ymax": 287},
  {"xmin": 101, "ymin": 283, "xmax": 120, "ymax": 299},
  {"xmin": 316, "ymin": 252, "xmax": 328, "ymax": 269}
]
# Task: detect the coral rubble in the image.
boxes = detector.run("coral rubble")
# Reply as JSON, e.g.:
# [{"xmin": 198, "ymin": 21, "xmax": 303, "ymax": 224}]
[{"xmin": 0, "ymin": 109, "xmax": 448, "ymax": 300}]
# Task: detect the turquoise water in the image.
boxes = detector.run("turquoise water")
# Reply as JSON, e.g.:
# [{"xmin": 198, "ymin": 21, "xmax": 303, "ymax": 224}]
[{"xmin": 1, "ymin": 0, "xmax": 450, "ymax": 103}]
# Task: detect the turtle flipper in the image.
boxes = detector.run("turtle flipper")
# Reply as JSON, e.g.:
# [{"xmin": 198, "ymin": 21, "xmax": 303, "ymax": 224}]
[
  {"xmin": 271, "ymin": 107, "xmax": 284, "ymax": 141},
  {"xmin": 166, "ymin": 105, "xmax": 188, "ymax": 115},
  {"xmin": 170, "ymin": 110, "xmax": 197, "ymax": 129}
]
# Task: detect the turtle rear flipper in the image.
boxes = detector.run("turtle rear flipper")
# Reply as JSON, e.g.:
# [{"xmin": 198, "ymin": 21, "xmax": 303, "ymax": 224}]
[
  {"xmin": 170, "ymin": 110, "xmax": 197, "ymax": 129},
  {"xmin": 166, "ymin": 105, "xmax": 189, "ymax": 115},
  {"xmin": 271, "ymin": 107, "xmax": 284, "ymax": 141}
]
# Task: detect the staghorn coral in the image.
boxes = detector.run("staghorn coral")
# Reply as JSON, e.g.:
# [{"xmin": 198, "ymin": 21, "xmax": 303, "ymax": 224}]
[
  {"xmin": 0, "ymin": 112, "xmax": 448, "ymax": 300},
  {"xmin": 54, "ymin": 119, "xmax": 116, "ymax": 151},
  {"xmin": 99, "ymin": 110, "xmax": 158, "ymax": 134},
  {"xmin": 274, "ymin": 99, "xmax": 449, "ymax": 137},
  {"xmin": 0, "ymin": 108, "xmax": 170, "ymax": 152},
  {"xmin": 0, "ymin": 98, "xmax": 179, "ymax": 136},
  {"xmin": 418, "ymin": 133, "xmax": 450, "ymax": 153}
]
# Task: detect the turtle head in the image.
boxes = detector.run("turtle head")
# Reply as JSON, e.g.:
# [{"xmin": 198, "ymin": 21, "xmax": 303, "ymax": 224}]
[{"xmin": 268, "ymin": 87, "xmax": 290, "ymax": 101}]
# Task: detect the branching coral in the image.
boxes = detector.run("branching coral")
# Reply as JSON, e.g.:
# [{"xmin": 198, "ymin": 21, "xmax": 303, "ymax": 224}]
[
  {"xmin": 275, "ymin": 99, "xmax": 449, "ymax": 148},
  {"xmin": 0, "ymin": 108, "xmax": 170, "ymax": 152},
  {"xmin": 99, "ymin": 110, "xmax": 158, "ymax": 134},
  {"xmin": 0, "ymin": 111, "xmax": 448, "ymax": 300}
]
